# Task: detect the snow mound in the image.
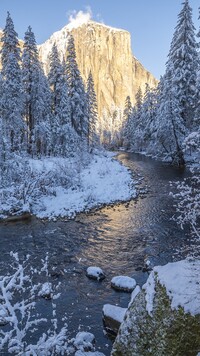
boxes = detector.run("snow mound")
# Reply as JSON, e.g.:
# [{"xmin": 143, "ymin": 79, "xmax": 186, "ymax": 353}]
[
  {"xmin": 111, "ymin": 276, "xmax": 136, "ymax": 292},
  {"xmin": 74, "ymin": 331, "xmax": 95, "ymax": 352},
  {"xmin": 38, "ymin": 282, "xmax": 52, "ymax": 299},
  {"xmin": 143, "ymin": 259, "xmax": 200, "ymax": 316},
  {"xmin": 103, "ymin": 304, "xmax": 127, "ymax": 324},
  {"xmin": 86, "ymin": 267, "xmax": 105, "ymax": 281}
]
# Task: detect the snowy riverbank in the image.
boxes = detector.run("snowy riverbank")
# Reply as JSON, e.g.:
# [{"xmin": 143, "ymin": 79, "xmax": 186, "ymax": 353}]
[{"xmin": 0, "ymin": 151, "xmax": 136, "ymax": 221}]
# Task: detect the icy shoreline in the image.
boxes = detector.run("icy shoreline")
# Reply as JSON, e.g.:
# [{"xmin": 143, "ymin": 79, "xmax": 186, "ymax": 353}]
[{"xmin": 0, "ymin": 152, "xmax": 137, "ymax": 221}]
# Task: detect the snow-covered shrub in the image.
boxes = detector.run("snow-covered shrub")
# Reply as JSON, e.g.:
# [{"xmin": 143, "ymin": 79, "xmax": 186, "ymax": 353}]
[
  {"xmin": 171, "ymin": 130, "xmax": 200, "ymax": 242},
  {"xmin": 171, "ymin": 172, "xmax": 200, "ymax": 240},
  {"xmin": 0, "ymin": 252, "xmax": 69, "ymax": 355}
]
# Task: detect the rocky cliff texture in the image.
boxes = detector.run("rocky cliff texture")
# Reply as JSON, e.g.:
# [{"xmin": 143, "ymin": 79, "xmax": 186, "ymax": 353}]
[{"xmin": 38, "ymin": 20, "xmax": 158, "ymax": 116}]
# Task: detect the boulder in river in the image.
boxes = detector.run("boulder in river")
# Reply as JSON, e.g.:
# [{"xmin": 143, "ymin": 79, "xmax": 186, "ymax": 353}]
[
  {"xmin": 86, "ymin": 267, "xmax": 105, "ymax": 281},
  {"xmin": 102, "ymin": 304, "xmax": 127, "ymax": 336},
  {"xmin": 112, "ymin": 259, "xmax": 200, "ymax": 355},
  {"xmin": 111, "ymin": 276, "xmax": 136, "ymax": 292}
]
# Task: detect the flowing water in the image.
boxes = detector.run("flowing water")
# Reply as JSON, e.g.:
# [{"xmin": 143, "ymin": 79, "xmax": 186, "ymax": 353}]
[{"xmin": 0, "ymin": 152, "xmax": 192, "ymax": 355}]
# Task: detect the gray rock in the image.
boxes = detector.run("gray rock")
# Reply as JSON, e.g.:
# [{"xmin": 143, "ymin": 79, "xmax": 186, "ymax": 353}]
[{"xmin": 112, "ymin": 259, "xmax": 200, "ymax": 356}]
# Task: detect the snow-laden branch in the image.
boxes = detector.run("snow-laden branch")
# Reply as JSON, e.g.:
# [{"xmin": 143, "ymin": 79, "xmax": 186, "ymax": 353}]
[{"xmin": 0, "ymin": 253, "xmax": 69, "ymax": 355}]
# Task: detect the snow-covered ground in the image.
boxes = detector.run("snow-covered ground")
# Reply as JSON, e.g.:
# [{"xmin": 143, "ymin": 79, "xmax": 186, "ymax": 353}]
[
  {"xmin": 31, "ymin": 152, "xmax": 136, "ymax": 219},
  {"xmin": 0, "ymin": 151, "xmax": 136, "ymax": 221}
]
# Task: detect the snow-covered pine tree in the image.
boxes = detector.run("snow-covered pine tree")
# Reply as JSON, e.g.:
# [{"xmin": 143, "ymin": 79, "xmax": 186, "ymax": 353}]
[
  {"xmin": 48, "ymin": 45, "xmax": 77, "ymax": 157},
  {"xmin": 167, "ymin": 0, "xmax": 198, "ymax": 130},
  {"xmin": 58, "ymin": 71, "xmax": 78, "ymax": 157},
  {"xmin": 66, "ymin": 34, "xmax": 88, "ymax": 139},
  {"xmin": 140, "ymin": 84, "xmax": 158, "ymax": 150},
  {"xmin": 48, "ymin": 43, "xmax": 64, "ymax": 156},
  {"xmin": 32, "ymin": 66, "xmax": 51, "ymax": 157},
  {"xmin": 48, "ymin": 43, "xmax": 63, "ymax": 116},
  {"xmin": 22, "ymin": 26, "xmax": 51, "ymax": 157},
  {"xmin": 128, "ymin": 87, "xmax": 143, "ymax": 151},
  {"xmin": 156, "ymin": 68, "xmax": 186, "ymax": 165},
  {"xmin": 195, "ymin": 7, "xmax": 200, "ymax": 127},
  {"xmin": 86, "ymin": 71, "xmax": 100, "ymax": 150},
  {"xmin": 122, "ymin": 96, "xmax": 132, "ymax": 149},
  {"xmin": 0, "ymin": 12, "xmax": 25, "ymax": 153}
]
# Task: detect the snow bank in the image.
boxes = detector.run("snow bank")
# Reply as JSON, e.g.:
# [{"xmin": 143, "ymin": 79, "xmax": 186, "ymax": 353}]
[
  {"xmin": 143, "ymin": 259, "xmax": 200, "ymax": 316},
  {"xmin": 32, "ymin": 153, "xmax": 136, "ymax": 220}
]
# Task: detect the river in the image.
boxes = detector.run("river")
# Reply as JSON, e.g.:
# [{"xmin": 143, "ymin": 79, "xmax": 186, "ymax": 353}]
[{"xmin": 0, "ymin": 152, "xmax": 191, "ymax": 355}]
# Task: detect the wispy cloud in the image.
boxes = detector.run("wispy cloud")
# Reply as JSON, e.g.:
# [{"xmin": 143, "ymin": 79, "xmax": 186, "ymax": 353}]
[{"xmin": 66, "ymin": 6, "xmax": 92, "ymax": 30}]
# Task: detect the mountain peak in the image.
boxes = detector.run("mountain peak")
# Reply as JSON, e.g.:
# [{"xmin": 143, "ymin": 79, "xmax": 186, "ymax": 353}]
[{"xmin": 38, "ymin": 19, "xmax": 157, "ymax": 116}]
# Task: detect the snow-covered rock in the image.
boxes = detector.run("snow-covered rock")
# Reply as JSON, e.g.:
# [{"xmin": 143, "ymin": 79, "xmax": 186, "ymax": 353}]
[
  {"xmin": 112, "ymin": 259, "xmax": 200, "ymax": 355},
  {"xmin": 111, "ymin": 276, "xmax": 136, "ymax": 292},
  {"xmin": 38, "ymin": 282, "xmax": 52, "ymax": 299},
  {"xmin": 74, "ymin": 332, "xmax": 95, "ymax": 352},
  {"xmin": 102, "ymin": 304, "xmax": 127, "ymax": 336},
  {"xmin": 86, "ymin": 267, "xmax": 105, "ymax": 281}
]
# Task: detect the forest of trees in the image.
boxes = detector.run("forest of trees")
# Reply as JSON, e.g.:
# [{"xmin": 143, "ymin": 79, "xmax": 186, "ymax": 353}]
[
  {"xmin": 122, "ymin": 0, "xmax": 200, "ymax": 166},
  {"xmin": 0, "ymin": 12, "xmax": 101, "ymax": 213},
  {"xmin": 0, "ymin": 12, "xmax": 99, "ymax": 172}
]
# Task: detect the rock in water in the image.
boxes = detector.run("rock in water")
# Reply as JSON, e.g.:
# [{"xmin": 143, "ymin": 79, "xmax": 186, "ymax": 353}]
[
  {"xmin": 112, "ymin": 259, "xmax": 200, "ymax": 355},
  {"xmin": 111, "ymin": 276, "xmax": 136, "ymax": 292},
  {"xmin": 86, "ymin": 266, "xmax": 105, "ymax": 281},
  {"xmin": 102, "ymin": 304, "xmax": 127, "ymax": 336}
]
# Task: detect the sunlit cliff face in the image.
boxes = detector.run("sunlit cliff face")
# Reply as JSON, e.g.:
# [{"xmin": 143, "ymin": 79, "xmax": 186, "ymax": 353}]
[{"xmin": 38, "ymin": 12, "xmax": 158, "ymax": 117}]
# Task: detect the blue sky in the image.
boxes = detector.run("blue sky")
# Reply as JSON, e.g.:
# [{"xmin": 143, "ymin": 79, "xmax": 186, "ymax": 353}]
[{"xmin": 0, "ymin": 0, "xmax": 199, "ymax": 79}]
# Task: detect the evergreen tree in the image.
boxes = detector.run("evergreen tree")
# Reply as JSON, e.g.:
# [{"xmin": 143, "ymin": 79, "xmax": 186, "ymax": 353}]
[
  {"xmin": 122, "ymin": 96, "xmax": 132, "ymax": 148},
  {"xmin": 140, "ymin": 84, "xmax": 158, "ymax": 146},
  {"xmin": 48, "ymin": 44, "xmax": 73, "ymax": 156},
  {"xmin": 128, "ymin": 88, "xmax": 143, "ymax": 150},
  {"xmin": 86, "ymin": 71, "xmax": 99, "ymax": 149},
  {"xmin": 32, "ymin": 67, "xmax": 51, "ymax": 157},
  {"xmin": 0, "ymin": 12, "xmax": 25, "ymax": 153},
  {"xmin": 195, "ymin": 7, "xmax": 200, "ymax": 127},
  {"xmin": 22, "ymin": 26, "xmax": 51, "ymax": 156},
  {"xmin": 167, "ymin": 0, "xmax": 198, "ymax": 130},
  {"xmin": 156, "ymin": 70, "xmax": 186, "ymax": 165},
  {"xmin": 66, "ymin": 34, "xmax": 88, "ymax": 137},
  {"xmin": 48, "ymin": 43, "xmax": 63, "ymax": 116}
]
